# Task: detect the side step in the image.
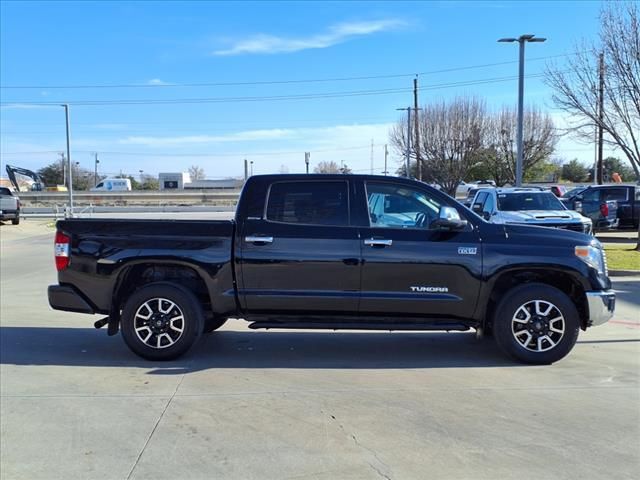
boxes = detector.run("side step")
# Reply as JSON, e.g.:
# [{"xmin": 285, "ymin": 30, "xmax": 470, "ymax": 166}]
[{"xmin": 247, "ymin": 321, "xmax": 470, "ymax": 332}]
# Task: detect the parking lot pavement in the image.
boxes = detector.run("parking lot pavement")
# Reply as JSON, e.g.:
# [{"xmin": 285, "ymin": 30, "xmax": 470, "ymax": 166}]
[{"xmin": 1, "ymin": 220, "xmax": 639, "ymax": 480}]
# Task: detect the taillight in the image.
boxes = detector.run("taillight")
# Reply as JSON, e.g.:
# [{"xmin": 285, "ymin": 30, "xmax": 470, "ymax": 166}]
[
  {"xmin": 54, "ymin": 231, "xmax": 70, "ymax": 271},
  {"xmin": 600, "ymin": 203, "xmax": 609, "ymax": 217}
]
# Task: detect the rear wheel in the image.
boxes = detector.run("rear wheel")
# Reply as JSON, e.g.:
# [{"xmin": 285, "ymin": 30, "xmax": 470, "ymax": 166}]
[
  {"xmin": 493, "ymin": 283, "xmax": 580, "ymax": 364},
  {"xmin": 121, "ymin": 282, "xmax": 203, "ymax": 360}
]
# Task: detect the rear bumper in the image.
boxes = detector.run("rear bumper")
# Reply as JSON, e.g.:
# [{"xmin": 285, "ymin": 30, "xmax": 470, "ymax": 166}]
[
  {"xmin": 0, "ymin": 209, "xmax": 19, "ymax": 220},
  {"xmin": 586, "ymin": 290, "xmax": 615, "ymax": 327},
  {"xmin": 48, "ymin": 285, "xmax": 95, "ymax": 314},
  {"xmin": 594, "ymin": 218, "xmax": 619, "ymax": 231}
]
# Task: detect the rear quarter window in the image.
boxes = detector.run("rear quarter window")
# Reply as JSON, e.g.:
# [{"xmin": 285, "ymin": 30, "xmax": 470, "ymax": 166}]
[
  {"xmin": 0, "ymin": 187, "xmax": 12, "ymax": 196},
  {"xmin": 266, "ymin": 181, "xmax": 349, "ymax": 226}
]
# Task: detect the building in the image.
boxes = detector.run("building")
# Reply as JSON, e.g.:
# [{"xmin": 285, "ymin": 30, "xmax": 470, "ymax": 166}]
[{"xmin": 158, "ymin": 172, "xmax": 191, "ymax": 190}]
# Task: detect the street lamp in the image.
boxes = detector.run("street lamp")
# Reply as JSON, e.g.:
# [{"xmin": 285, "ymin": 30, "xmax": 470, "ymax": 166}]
[
  {"xmin": 94, "ymin": 153, "xmax": 99, "ymax": 187},
  {"xmin": 250, "ymin": 161, "xmax": 254, "ymax": 176},
  {"xmin": 498, "ymin": 34, "xmax": 546, "ymax": 187}
]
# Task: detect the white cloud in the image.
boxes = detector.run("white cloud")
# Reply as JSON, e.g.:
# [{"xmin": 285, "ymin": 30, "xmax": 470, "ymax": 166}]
[
  {"xmin": 119, "ymin": 128, "xmax": 296, "ymax": 146},
  {"xmin": 147, "ymin": 78, "xmax": 170, "ymax": 85},
  {"xmin": 213, "ymin": 19, "xmax": 406, "ymax": 56}
]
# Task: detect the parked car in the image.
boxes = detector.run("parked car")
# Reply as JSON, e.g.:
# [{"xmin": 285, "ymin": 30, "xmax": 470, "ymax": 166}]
[
  {"xmin": 462, "ymin": 186, "xmax": 496, "ymax": 207},
  {"xmin": 545, "ymin": 185, "xmax": 568, "ymax": 197},
  {"xmin": 0, "ymin": 187, "xmax": 20, "ymax": 225},
  {"xmin": 469, "ymin": 188, "xmax": 593, "ymax": 234},
  {"xmin": 561, "ymin": 185, "xmax": 630, "ymax": 230},
  {"xmin": 49, "ymin": 174, "xmax": 615, "ymax": 365}
]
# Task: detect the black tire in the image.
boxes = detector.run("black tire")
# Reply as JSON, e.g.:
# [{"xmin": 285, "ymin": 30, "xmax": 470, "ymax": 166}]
[
  {"xmin": 121, "ymin": 282, "xmax": 204, "ymax": 361},
  {"xmin": 203, "ymin": 316, "xmax": 227, "ymax": 333},
  {"xmin": 493, "ymin": 283, "xmax": 580, "ymax": 364},
  {"xmin": 11, "ymin": 216, "xmax": 19, "ymax": 225}
]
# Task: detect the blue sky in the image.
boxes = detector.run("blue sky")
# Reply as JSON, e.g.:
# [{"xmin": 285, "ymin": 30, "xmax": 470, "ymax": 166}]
[{"xmin": 0, "ymin": 0, "xmax": 614, "ymax": 179}]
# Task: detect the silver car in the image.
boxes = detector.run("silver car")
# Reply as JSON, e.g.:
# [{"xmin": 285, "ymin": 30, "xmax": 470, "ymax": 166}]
[{"xmin": 470, "ymin": 188, "xmax": 593, "ymax": 234}]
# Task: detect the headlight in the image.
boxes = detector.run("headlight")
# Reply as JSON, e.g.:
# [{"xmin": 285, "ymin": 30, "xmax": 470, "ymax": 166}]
[{"xmin": 575, "ymin": 245, "xmax": 606, "ymax": 274}]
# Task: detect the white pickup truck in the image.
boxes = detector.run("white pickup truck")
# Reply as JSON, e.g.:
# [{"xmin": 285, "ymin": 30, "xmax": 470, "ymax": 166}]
[{"xmin": 0, "ymin": 187, "xmax": 20, "ymax": 225}]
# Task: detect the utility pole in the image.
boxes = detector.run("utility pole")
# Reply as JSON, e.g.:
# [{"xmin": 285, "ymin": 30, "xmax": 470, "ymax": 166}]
[
  {"xmin": 383, "ymin": 144, "xmax": 389, "ymax": 176},
  {"xmin": 305, "ymin": 152, "xmax": 310, "ymax": 174},
  {"xmin": 62, "ymin": 104, "xmax": 73, "ymax": 217},
  {"xmin": 244, "ymin": 159, "xmax": 248, "ymax": 181},
  {"xmin": 396, "ymin": 107, "xmax": 411, "ymax": 178},
  {"xmin": 597, "ymin": 51, "xmax": 605, "ymax": 185},
  {"xmin": 413, "ymin": 77, "xmax": 422, "ymax": 181},
  {"xmin": 370, "ymin": 139, "xmax": 374, "ymax": 175},
  {"xmin": 59, "ymin": 152, "xmax": 66, "ymax": 186},
  {"xmin": 94, "ymin": 152, "xmax": 99, "ymax": 186}
]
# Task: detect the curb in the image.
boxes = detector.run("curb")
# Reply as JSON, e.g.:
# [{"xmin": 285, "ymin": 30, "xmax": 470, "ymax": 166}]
[{"xmin": 609, "ymin": 270, "xmax": 640, "ymax": 277}]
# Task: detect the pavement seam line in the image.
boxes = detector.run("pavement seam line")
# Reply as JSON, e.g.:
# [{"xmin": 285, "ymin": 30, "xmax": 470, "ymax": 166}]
[{"xmin": 124, "ymin": 373, "xmax": 186, "ymax": 480}]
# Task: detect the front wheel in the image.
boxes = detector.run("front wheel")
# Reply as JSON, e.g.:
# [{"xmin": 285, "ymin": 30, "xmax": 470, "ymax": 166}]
[
  {"xmin": 11, "ymin": 216, "xmax": 19, "ymax": 225},
  {"xmin": 121, "ymin": 282, "xmax": 204, "ymax": 361},
  {"xmin": 493, "ymin": 283, "xmax": 580, "ymax": 364}
]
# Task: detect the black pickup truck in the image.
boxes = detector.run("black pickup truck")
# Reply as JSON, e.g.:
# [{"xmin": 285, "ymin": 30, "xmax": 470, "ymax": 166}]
[{"xmin": 48, "ymin": 174, "xmax": 615, "ymax": 364}]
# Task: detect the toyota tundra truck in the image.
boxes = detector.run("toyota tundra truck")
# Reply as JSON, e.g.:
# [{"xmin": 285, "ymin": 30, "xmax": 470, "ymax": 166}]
[{"xmin": 48, "ymin": 174, "xmax": 615, "ymax": 364}]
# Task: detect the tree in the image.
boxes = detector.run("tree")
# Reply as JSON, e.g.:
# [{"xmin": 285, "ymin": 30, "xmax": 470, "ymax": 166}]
[
  {"xmin": 37, "ymin": 162, "xmax": 64, "ymax": 187},
  {"xmin": 603, "ymin": 156, "xmax": 636, "ymax": 182},
  {"xmin": 36, "ymin": 161, "xmax": 98, "ymax": 190},
  {"xmin": 139, "ymin": 174, "xmax": 159, "ymax": 190},
  {"xmin": 561, "ymin": 159, "xmax": 589, "ymax": 182},
  {"xmin": 313, "ymin": 161, "xmax": 340, "ymax": 174},
  {"xmin": 188, "ymin": 165, "xmax": 205, "ymax": 180},
  {"xmin": 545, "ymin": 2, "xmax": 640, "ymax": 179},
  {"xmin": 391, "ymin": 96, "xmax": 488, "ymax": 196},
  {"xmin": 485, "ymin": 106, "xmax": 558, "ymax": 185}
]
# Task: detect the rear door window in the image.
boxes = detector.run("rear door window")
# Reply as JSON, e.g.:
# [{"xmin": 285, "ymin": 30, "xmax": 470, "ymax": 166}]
[
  {"xmin": 602, "ymin": 188, "xmax": 628, "ymax": 202},
  {"xmin": 266, "ymin": 181, "xmax": 349, "ymax": 226}
]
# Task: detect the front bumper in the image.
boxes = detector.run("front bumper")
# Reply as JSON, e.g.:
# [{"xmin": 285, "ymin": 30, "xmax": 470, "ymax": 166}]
[
  {"xmin": 586, "ymin": 290, "xmax": 615, "ymax": 327},
  {"xmin": 48, "ymin": 285, "xmax": 95, "ymax": 314}
]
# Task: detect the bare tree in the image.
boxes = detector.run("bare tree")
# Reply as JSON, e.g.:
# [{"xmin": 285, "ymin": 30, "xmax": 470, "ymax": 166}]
[
  {"xmin": 313, "ymin": 161, "xmax": 340, "ymax": 174},
  {"xmin": 188, "ymin": 165, "xmax": 206, "ymax": 180},
  {"xmin": 392, "ymin": 97, "xmax": 488, "ymax": 196},
  {"xmin": 485, "ymin": 106, "xmax": 558, "ymax": 185},
  {"xmin": 545, "ymin": 2, "xmax": 640, "ymax": 178}
]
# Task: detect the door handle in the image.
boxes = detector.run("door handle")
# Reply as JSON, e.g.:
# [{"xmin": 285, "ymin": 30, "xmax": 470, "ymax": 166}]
[
  {"xmin": 364, "ymin": 238, "xmax": 392, "ymax": 247},
  {"xmin": 245, "ymin": 236, "xmax": 274, "ymax": 244}
]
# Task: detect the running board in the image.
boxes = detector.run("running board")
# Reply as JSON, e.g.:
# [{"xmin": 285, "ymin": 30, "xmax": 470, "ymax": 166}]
[{"xmin": 247, "ymin": 321, "xmax": 470, "ymax": 332}]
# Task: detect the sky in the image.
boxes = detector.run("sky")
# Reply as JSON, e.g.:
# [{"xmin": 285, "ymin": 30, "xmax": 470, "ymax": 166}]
[{"xmin": 0, "ymin": 0, "xmax": 620, "ymax": 180}]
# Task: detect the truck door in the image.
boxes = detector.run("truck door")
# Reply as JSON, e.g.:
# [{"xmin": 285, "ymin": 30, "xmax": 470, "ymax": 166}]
[
  {"xmin": 238, "ymin": 179, "xmax": 361, "ymax": 314},
  {"xmin": 359, "ymin": 180, "xmax": 482, "ymax": 319}
]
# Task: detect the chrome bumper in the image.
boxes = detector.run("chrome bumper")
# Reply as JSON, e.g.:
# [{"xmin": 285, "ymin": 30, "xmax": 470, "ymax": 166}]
[{"xmin": 586, "ymin": 290, "xmax": 616, "ymax": 327}]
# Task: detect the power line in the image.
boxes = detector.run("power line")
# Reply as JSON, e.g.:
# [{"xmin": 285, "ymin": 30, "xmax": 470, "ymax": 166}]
[
  {"xmin": 0, "ymin": 72, "xmax": 554, "ymax": 107},
  {"xmin": 0, "ymin": 53, "xmax": 580, "ymax": 90},
  {"xmin": 0, "ymin": 145, "xmax": 373, "ymax": 157}
]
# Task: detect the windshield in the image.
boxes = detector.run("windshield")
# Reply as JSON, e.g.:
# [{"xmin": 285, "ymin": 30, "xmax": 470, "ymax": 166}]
[{"xmin": 498, "ymin": 192, "xmax": 566, "ymax": 211}]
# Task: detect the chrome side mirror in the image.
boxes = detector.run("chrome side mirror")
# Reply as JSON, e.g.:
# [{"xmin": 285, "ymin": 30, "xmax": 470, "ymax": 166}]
[{"xmin": 433, "ymin": 206, "xmax": 468, "ymax": 231}]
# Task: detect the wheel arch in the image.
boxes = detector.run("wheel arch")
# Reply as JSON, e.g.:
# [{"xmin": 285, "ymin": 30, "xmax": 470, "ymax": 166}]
[{"xmin": 482, "ymin": 267, "xmax": 590, "ymax": 331}]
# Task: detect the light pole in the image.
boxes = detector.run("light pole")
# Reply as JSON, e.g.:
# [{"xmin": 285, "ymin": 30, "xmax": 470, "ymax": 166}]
[
  {"xmin": 396, "ymin": 107, "xmax": 412, "ymax": 178},
  {"xmin": 250, "ymin": 161, "xmax": 254, "ymax": 176},
  {"xmin": 498, "ymin": 34, "xmax": 546, "ymax": 187},
  {"xmin": 62, "ymin": 104, "xmax": 73, "ymax": 217},
  {"xmin": 94, "ymin": 153, "xmax": 99, "ymax": 186}
]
